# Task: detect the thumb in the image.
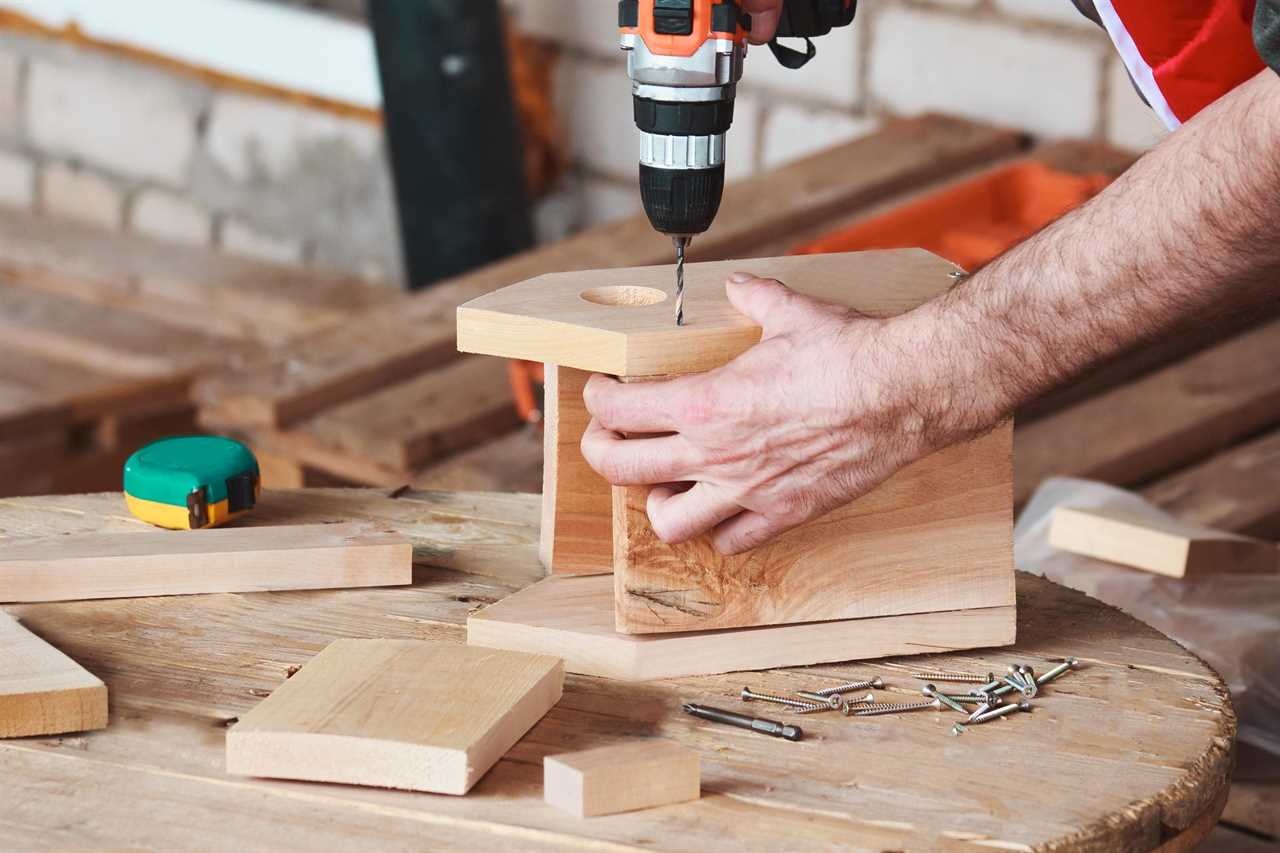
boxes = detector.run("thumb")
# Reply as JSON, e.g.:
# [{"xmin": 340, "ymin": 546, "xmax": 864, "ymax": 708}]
[{"xmin": 725, "ymin": 273, "xmax": 808, "ymax": 337}]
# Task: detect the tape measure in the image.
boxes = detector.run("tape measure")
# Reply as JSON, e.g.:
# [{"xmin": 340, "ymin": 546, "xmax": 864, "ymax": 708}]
[{"xmin": 123, "ymin": 436, "xmax": 260, "ymax": 530}]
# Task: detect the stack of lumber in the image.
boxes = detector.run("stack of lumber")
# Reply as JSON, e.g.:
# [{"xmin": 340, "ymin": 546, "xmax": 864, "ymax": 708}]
[
  {"xmin": 0, "ymin": 208, "xmax": 398, "ymax": 498},
  {"xmin": 195, "ymin": 115, "xmax": 1113, "ymax": 492}
]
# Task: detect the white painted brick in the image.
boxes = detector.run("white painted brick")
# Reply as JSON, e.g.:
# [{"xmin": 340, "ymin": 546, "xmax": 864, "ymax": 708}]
[
  {"xmin": 505, "ymin": 0, "xmax": 620, "ymax": 57},
  {"xmin": 578, "ymin": 177, "xmax": 641, "ymax": 227},
  {"xmin": 0, "ymin": 149, "xmax": 33, "ymax": 207},
  {"xmin": 556, "ymin": 55, "xmax": 640, "ymax": 178},
  {"xmin": 740, "ymin": 25, "xmax": 860, "ymax": 107},
  {"xmin": 205, "ymin": 92, "xmax": 381, "ymax": 183},
  {"xmin": 725, "ymin": 91, "xmax": 761, "ymax": 180},
  {"xmin": 27, "ymin": 59, "xmax": 200, "ymax": 185},
  {"xmin": 40, "ymin": 162, "xmax": 122, "ymax": 229},
  {"xmin": 1106, "ymin": 57, "xmax": 1170, "ymax": 151},
  {"xmin": 870, "ymin": 7, "xmax": 1103, "ymax": 138},
  {"xmin": 220, "ymin": 219, "xmax": 304, "ymax": 265},
  {"xmin": 0, "ymin": 52, "xmax": 22, "ymax": 140},
  {"xmin": 992, "ymin": 0, "xmax": 1098, "ymax": 27},
  {"xmin": 130, "ymin": 188, "xmax": 212, "ymax": 247},
  {"xmin": 762, "ymin": 105, "xmax": 878, "ymax": 169}
]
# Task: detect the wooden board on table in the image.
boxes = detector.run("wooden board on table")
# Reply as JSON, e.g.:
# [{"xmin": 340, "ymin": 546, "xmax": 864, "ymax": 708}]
[
  {"xmin": 226, "ymin": 639, "xmax": 563, "ymax": 795},
  {"xmin": 1049, "ymin": 507, "xmax": 1278, "ymax": 578},
  {"xmin": 544, "ymin": 740, "xmax": 700, "ymax": 818},
  {"xmin": 304, "ymin": 356, "xmax": 518, "ymax": 471},
  {"xmin": 458, "ymin": 249, "xmax": 963, "ymax": 377},
  {"xmin": 0, "ymin": 610, "xmax": 106, "ymax": 737},
  {"xmin": 1014, "ymin": 317, "xmax": 1280, "ymax": 504},
  {"xmin": 0, "ymin": 522, "xmax": 412, "ymax": 602},
  {"xmin": 540, "ymin": 365, "xmax": 612, "ymax": 575},
  {"xmin": 468, "ymin": 573, "xmax": 1015, "ymax": 680}
]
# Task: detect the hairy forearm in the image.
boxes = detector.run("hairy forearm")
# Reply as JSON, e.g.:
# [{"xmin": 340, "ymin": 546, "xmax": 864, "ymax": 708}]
[{"xmin": 902, "ymin": 70, "xmax": 1280, "ymax": 442}]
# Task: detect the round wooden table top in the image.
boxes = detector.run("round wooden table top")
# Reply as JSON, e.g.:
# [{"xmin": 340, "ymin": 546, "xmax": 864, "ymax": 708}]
[{"xmin": 0, "ymin": 489, "xmax": 1236, "ymax": 852}]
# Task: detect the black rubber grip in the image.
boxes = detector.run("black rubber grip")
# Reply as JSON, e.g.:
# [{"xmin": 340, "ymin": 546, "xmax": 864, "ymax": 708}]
[
  {"xmin": 633, "ymin": 96, "xmax": 735, "ymax": 135},
  {"xmin": 639, "ymin": 163, "xmax": 725, "ymax": 236}
]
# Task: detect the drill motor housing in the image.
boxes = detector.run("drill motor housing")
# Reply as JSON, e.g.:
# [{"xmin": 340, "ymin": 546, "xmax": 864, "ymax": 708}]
[{"xmin": 619, "ymin": 0, "xmax": 855, "ymax": 239}]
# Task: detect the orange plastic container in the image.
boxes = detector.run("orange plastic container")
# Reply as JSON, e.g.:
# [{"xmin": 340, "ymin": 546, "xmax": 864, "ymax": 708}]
[{"xmin": 791, "ymin": 160, "xmax": 1111, "ymax": 270}]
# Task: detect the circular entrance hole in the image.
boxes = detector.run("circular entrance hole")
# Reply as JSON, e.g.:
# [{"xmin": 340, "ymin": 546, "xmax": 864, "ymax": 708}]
[{"xmin": 579, "ymin": 285, "xmax": 668, "ymax": 307}]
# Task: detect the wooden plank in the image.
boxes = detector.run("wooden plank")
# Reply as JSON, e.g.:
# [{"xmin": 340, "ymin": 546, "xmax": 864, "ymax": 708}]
[
  {"xmin": 1015, "ymin": 318, "xmax": 1280, "ymax": 505},
  {"xmin": 0, "ymin": 523, "xmax": 412, "ymax": 602},
  {"xmin": 0, "ymin": 344, "xmax": 190, "ymax": 422},
  {"xmin": 544, "ymin": 740, "xmax": 699, "ymax": 818},
  {"xmin": 0, "ymin": 429, "xmax": 67, "ymax": 479},
  {"xmin": 93, "ymin": 401, "xmax": 199, "ymax": 451},
  {"xmin": 0, "ymin": 281, "xmax": 242, "ymax": 378},
  {"xmin": 0, "ymin": 491, "xmax": 1236, "ymax": 851},
  {"xmin": 1049, "ymin": 507, "xmax": 1278, "ymax": 578},
  {"xmin": 304, "ymin": 356, "xmax": 518, "ymax": 471},
  {"xmin": 0, "ymin": 378, "xmax": 67, "ymax": 441},
  {"xmin": 1222, "ymin": 782, "xmax": 1280, "ymax": 838},
  {"xmin": 200, "ymin": 116, "xmax": 1024, "ymax": 431},
  {"xmin": 412, "ymin": 428, "xmax": 544, "ymax": 493},
  {"xmin": 196, "ymin": 304, "xmax": 460, "ymax": 429},
  {"xmin": 458, "ymin": 249, "xmax": 963, "ymax": 377},
  {"xmin": 0, "ymin": 610, "xmax": 106, "ymax": 737},
  {"xmin": 539, "ymin": 365, "xmax": 611, "ymax": 575},
  {"xmin": 226, "ymin": 639, "xmax": 563, "ymax": 795},
  {"xmin": 1142, "ymin": 429, "xmax": 1280, "ymax": 540},
  {"xmin": 468, "ymin": 573, "xmax": 1016, "ymax": 680},
  {"xmin": 0, "ymin": 204, "xmax": 394, "ymax": 346},
  {"xmin": 614, "ymin": 424, "xmax": 1016, "ymax": 633}
]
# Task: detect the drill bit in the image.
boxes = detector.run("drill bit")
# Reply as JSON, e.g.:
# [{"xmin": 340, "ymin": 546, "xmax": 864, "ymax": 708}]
[{"xmin": 672, "ymin": 235, "xmax": 689, "ymax": 326}]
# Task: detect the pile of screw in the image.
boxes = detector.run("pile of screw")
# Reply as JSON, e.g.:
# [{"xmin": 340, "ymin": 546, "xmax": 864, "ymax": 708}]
[{"xmin": 739, "ymin": 657, "xmax": 1079, "ymax": 735}]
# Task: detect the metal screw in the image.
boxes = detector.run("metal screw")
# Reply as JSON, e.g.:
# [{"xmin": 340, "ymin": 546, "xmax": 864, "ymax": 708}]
[
  {"xmin": 795, "ymin": 703, "xmax": 838, "ymax": 715},
  {"xmin": 969, "ymin": 674, "xmax": 1003, "ymax": 695},
  {"xmin": 909, "ymin": 670, "xmax": 987, "ymax": 684},
  {"xmin": 795, "ymin": 691, "xmax": 842, "ymax": 710},
  {"xmin": 951, "ymin": 723, "xmax": 966, "ymax": 736},
  {"xmin": 1036, "ymin": 658, "xmax": 1079, "ymax": 686},
  {"xmin": 1001, "ymin": 675, "xmax": 1033, "ymax": 697},
  {"xmin": 967, "ymin": 701, "xmax": 998, "ymax": 723},
  {"xmin": 939, "ymin": 693, "xmax": 994, "ymax": 704},
  {"xmin": 1018, "ymin": 665, "xmax": 1038, "ymax": 698},
  {"xmin": 741, "ymin": 686, "xmax": 823, "ymax": 711},
  {"xmin": 853, "ymin": 699, "xmax": 941, "ymax": 717},
  {"xmin": 838, "ymin": 693, "xmax": 878, "ymax": 715},
  {"xmin": 812, "ymin": 677, "xmax": 883, "ymax": 696},
  {"xmin": 972, "ymin": 700, "xmax": 1031, "ymax": 724},
  {"xmin": 922, "ymin": 683, "xmax": 969, "ymax": 714}
]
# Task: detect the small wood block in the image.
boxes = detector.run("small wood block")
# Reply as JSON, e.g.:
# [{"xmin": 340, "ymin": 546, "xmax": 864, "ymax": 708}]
[
  {"xmin": 544, "ymin": 740, "xmax": 700, "ymax": 817},
  {"xmin": 226, "ymin": 639, "xmax": 563, "ymax": 794},
  {"xmin": 0, "ymin": 522, "xmax": 412, "ymax": 603},
  {"xmin": 468, "ymin": 574, "xmax": 1015, "ymax": 681},
  {"xmin": 1049, "ymin": 507, "xmax": 1279, "ymax": 578},
  {"xmin": 540, "ymin": 365, "xmax": 612, "ymax": 575},
  {"xmin": 0, "ymin": 611, "xmax": 107, "ymax": 737}
]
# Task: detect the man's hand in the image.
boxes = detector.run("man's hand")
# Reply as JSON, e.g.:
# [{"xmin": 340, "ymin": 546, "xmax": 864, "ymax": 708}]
[
  {"xmin": 580, "ymin": 273, "xmax": 952, "ymax": 555},
  {"xmin": 743, "ymin": 0, "xmax": 785, "ymax": 43}
]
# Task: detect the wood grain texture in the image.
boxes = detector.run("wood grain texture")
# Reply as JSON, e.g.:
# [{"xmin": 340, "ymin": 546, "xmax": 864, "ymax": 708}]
[
  {"xmin": 304, "ymin": 356, "xmax": 518, "ymax": 472},
  {"xmin": 614, "ymin": 423, "xmax": 1015, "ymax": 633},
  {"xmin": 0, "ymin": 522, "xmax": 412, "ymax": 602},
  {"xmin": 468, "ymin": 573, "xmax": 1015, "ymax": 680},
  {"xmin": 0, "ymin": 610, "xmax": 106, "ymax": 737},
  {"xmin": 539, "ymin": 365, "xmax": 612, "ymax": 575},
  {"xmin": 0, "ymin": 489, "xmax": 1235, "ymax": 851},
  {"xmin": 1049, "ymin": 507, "xmax": 1278, "ymax": 578},
  {"xmin": 227, "ymin": 639, "xmax": 563, "ymax": 794},
  {"xmin": 1142, "ymin": 428, "xmax": 1280, "ymax": 540},
  {"xmin": 544, "ymin": 740, "xmax": 699, "ymax": 817},
  {"xmin": 1015, "ymin": 317, "xmax": 1280, "ymax": 504},
  {"xmin": 458, "ymin": 249, "xmax": 962, "ymax": 376}
]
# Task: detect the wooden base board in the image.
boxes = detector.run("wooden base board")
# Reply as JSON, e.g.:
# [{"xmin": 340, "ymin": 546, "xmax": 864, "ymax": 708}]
[
  {"xmin": 0, "ymin": 612, "xmax": 107, "ymax": 738},
  {"xmin": 467, "ymin": 574, "xmax": 1016, "ymax": 681}
]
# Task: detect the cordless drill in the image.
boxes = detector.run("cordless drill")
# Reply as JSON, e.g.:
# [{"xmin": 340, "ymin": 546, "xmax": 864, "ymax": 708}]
[{"xmin": 619, "ymin": 0, "xmax": 857, "ymax": 324}]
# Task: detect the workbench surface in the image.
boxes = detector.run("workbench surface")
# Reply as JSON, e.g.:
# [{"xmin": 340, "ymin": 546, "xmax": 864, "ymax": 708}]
[{"xmin": 0, "ymin": 489, "xmax": 1234, "ymax": 852}]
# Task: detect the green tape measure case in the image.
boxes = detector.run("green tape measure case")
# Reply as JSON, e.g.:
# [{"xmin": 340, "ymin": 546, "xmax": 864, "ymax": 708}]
[{"xmin": 123, "ymin": 436, "xmax": 260, "ymax": 530}]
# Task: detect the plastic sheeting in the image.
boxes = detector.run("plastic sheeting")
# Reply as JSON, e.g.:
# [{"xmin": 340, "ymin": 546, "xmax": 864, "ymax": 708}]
[{"xmin": 1015, "ymin": 477, "xmax": 1280, "ymax": 757}]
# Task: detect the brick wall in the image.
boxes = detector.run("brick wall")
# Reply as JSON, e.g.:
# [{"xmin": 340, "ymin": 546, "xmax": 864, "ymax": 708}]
[
  {"xmin": 0, "ymin": 1, "xmax": 1171, "ymax": 290},
  {"xmin": 506, "ymin": 0, "xmax": 1170, "ymax": 229},
  {"xmin": 0, "ymin": 26, "xmax": 402, "ymax": 284}
]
